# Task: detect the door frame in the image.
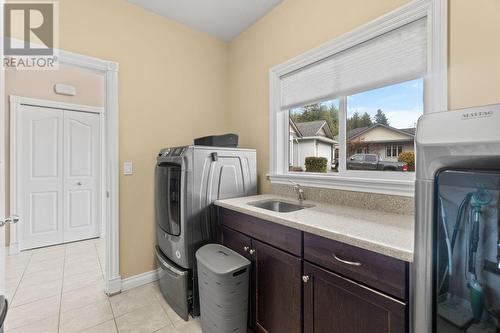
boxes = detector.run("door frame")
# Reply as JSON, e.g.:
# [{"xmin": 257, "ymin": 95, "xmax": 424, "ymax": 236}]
[
  {"xmin": 4, "ymin": 51, "xmax": 121, "ymax": 295},
  {"xmin": 0, "ymin": 0, "xmax": 5, "ymax": 297},
  {"xmin": 10, "ymin": 97, "xmax": 103, "ymax": 249}
]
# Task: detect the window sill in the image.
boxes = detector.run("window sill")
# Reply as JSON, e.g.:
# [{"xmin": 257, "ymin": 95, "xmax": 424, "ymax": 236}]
[{"xmin": 268, "ymin": 173, "xmax": 415, "ymax": 197}]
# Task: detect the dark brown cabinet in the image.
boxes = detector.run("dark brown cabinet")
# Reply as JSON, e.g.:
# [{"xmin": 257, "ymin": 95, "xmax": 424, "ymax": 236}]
[
  {"xmin": 221, "ymin": 225, "xmax": 302, "ymax": 333},
  {"xmin": 219, "ymin": 208, "xmax": 409, "ymax": 333},
  {"xmin": 253, "ymin": 239, "xmax": 302, "ymax": 333},
  {"xmin": 303, "ymin": 262, "xmax": 406, "ymax": 333}
]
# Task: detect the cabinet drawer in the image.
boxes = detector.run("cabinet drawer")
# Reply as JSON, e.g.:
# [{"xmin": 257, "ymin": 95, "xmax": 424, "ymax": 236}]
[
  {"xmin": 304, "ymin": 233, "xmax": 407, "ymax": 300},
  {"xmin": 221, "ymin": 225, "xmax": 252, "ymax": 260},
  {"xmin": 220, "ymin": 208, "xmax": 302, "ymax": 256}
]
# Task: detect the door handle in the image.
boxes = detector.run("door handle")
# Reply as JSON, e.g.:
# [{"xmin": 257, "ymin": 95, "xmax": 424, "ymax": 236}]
[
  {"xmin": 0, "ymin": 215, "xmax": 19, "ymax": 227},
  {"xmin": 76, "ymin": 182, "xmax": 83, "ymax": 186},
  {"xmin": 8, "ymin": 215, "xmax": 19, "ymax": 224}
]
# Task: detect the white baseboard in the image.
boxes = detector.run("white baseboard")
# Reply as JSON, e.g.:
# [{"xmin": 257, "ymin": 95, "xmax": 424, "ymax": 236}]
[
  {"xmin": 121, "ymin": 268, "xmax": 161, "ymax": 292},
  {"xmin": 106, "ymin": 275, "xmax": 122, "ymax": 295}
]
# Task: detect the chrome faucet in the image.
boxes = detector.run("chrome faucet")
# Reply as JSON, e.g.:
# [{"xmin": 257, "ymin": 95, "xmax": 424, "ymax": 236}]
[{"xmin": 289, "ymin": 180, "xmax": 305, "ymax": 202}]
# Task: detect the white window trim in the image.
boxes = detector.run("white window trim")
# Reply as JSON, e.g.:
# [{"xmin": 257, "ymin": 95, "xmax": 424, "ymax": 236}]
[{"xmin": 268, "ymin": 0, "xmax": 447, "ymax": 197}]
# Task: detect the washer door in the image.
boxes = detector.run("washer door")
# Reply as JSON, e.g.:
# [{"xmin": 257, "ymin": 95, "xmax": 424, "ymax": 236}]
[{"xmin": 155, "ymin": 163, "xmax": 182, "ymax": 236}]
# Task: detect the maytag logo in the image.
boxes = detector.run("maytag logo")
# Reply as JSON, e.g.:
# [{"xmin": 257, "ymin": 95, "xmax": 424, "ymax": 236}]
[{"xmin": 461, "ymin": 110, "xmax": 494, "ymax": 120}]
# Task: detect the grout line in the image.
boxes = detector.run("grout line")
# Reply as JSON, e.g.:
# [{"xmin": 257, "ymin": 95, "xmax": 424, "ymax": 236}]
[
  {"xmin": 108, "ymin": 297, "xmax": 120, "ymax": 332},
  {"xmin": 95, "ymin": 238, "xmax": 105, "ymax": 278},
  {"xmin": 57, "ymin": 243, "xmax": 68, "ymax": 333},
  {"xmin": 8, "ymin": 250, "xmax": 34, "ymax": 305}
]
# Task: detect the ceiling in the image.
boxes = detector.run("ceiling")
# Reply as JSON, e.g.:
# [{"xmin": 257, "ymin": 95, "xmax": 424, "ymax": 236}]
[{"xmin": 127, "ymin": 0, "xmax": 283, "ymax": 41}]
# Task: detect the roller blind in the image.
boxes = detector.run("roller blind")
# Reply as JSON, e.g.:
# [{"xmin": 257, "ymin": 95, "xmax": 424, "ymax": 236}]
[{"xmin": 280, "ymin": 18, "xmax": 427, "ymax": 110}]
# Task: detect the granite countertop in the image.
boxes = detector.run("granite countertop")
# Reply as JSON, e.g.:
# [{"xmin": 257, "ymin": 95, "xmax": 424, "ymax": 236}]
[{"xmin": 215, "ymin": 194, "xmax": 414, "ymax": 262}]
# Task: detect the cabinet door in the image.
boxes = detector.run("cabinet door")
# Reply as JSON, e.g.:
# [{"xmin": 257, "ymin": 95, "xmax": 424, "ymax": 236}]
[
  {"xmin": 303, "ymin": 262, "xmax": 406, "ymax": 333},
  {"xmin": 221, "ymin": 226, "xmax": 255, "ymax": 328},
  {"xmin": 253, "ymin": 239, "xmax": 301, "ymax": 333}
]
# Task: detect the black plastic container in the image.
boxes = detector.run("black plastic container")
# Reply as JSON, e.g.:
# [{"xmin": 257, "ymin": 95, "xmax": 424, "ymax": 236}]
[{"xmin": 194, "ymin": 134, "xmax": 238, "ymax": 147}]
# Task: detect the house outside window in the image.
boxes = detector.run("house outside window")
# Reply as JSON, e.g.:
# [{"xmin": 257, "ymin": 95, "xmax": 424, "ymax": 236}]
[
  {"xmin": 289, "ymin": 100, "xmax": 339, "ymax": 172},
  {"xmin": 269, "ymin": 1, "xmax": 447, "ymax": 196}
]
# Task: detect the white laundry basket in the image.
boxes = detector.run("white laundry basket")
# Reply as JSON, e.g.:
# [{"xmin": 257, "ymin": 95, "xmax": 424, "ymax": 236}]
[{"xmin": 196, "ymin": 244, "xmax": 251, "ymax": 333}]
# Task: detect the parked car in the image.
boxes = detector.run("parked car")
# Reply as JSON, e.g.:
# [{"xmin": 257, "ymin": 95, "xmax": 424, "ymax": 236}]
[{"xmin": 347, "ymin": 154, "xmax": 408, "ymax": 171}]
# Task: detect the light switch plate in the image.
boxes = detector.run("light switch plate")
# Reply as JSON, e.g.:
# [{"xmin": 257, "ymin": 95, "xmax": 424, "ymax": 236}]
[{"xmin": 123, "ymin": 161, "xmax": 133, "ymax": 175}]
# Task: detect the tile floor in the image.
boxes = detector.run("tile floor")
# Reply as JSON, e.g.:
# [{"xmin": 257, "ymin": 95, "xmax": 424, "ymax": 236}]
[{"xmin": 4, "ymin": 238, "xmax": 202, "ymax": 333}]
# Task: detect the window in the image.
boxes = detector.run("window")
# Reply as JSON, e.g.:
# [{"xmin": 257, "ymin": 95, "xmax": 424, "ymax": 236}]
[
  {"xmin": 356, "ymin": 147, "xmax": 367, "ymax": 154},
  {"xmin": 269, "ymin": 1, "xmax": 447, "ymax": 196},
  {"xmin": 351, "ymin": 154, "xmax": 364, "ymax": 162},
  {"xmin": 365, "ymin": 155, "xmax": 377, "ymax": 163},
  {"xmin": 289, "ymin": 99, "xmax": 339, "ymax": 172},
  {"xmin": 346, "ymin": 79, "xmax": 422, "ymax": 171},
  {"xmin": 386, "ymin": 145, "xmax": 403, "ymax": 158}
]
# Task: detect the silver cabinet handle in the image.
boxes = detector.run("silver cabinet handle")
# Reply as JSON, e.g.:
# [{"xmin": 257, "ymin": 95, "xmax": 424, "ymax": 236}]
[
  {"xmin": 302, "ymin": 275, "xmax": 310, "ymax": 283},
  {"xmin": 333, "ymin": 254, "xmax": 362, "ymax": 266},
  {"xmin": 243, "ymin": 246, "xmax": 250, "ymax": 252},
  {"xmin": 249, "ymin": 249, "xmax": 256, "ymax": 255}
]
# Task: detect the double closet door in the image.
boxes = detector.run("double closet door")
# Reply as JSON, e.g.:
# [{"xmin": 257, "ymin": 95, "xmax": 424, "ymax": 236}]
[{"xmin": 16, "ymin": 105, "xmax": 101, "ymax": 250}]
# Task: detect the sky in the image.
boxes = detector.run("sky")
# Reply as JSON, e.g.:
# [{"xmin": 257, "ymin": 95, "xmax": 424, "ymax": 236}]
[
  {"xmin": 347, "ymin": 78, "xmax": 423, "ymax": 129},
  {"xmin": 292, "ymin": 78, "xmax": 424, "ymax": 129}
]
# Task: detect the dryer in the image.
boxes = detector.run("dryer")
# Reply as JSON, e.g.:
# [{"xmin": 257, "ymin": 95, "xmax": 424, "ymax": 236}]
[{"xmin": 154, "ymin": 145, "xmax": 256, "ymax": 320}]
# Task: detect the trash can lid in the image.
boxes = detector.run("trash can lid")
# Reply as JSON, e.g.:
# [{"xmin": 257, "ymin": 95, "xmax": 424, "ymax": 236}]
[{"xmin": 196, "ymin": 244, "xmax": 250, "ymax": 275}]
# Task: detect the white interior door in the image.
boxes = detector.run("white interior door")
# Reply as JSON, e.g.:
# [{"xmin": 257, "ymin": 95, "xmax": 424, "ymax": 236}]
[
  {"xmin": 63, "ymin": 111, "xmax": 100, "ymax": 243},
  {"xmin": 16, "ymin": 105, "xmax": 101, "ymax": 250},
  {"xmin": 18, "ymin": 105, "xmax": 64, "ymax": 249}
]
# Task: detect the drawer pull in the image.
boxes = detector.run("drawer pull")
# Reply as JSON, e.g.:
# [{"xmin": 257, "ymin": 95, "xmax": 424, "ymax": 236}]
[{"xmin": 333, "ymin": 254, "xmax": 362, "ymax": 267}]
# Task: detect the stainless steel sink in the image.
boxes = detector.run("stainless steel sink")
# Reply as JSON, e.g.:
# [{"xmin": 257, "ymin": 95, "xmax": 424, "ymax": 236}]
[{"xmin": 247, "ymin": 199, "xmax": 314, "ymax": 213}]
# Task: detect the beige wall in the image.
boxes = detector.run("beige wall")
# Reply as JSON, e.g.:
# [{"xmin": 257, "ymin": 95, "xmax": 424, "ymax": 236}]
[
  {"xmin": 449, "ymin": 0, "xmax": 500, "ymax": 109},
  {"xmin": 228, "ymin": 0, "xmax": 500, "ymax": 193},
  {"xmin": 58, "ymin": 0, "xmax": 229, "ymax": 278},
  {"xmin": 4, "ymin": 0, "xmax": 230, "ymax": 278}
]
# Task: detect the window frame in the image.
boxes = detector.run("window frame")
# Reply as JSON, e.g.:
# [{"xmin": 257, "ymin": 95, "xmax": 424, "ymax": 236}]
[
  {"xmin": 268, "ymin": 0, "xmax": 447, "ymax": 197},
  {"xmin": 386, "ymin": 144, "xmax": 404, "ymax": 158}
]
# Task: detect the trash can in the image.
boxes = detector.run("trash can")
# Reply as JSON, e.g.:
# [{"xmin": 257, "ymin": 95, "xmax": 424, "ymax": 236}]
[{"xmin": 196, "ymin": 244, "xmax": 251, "ymax": 333}]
